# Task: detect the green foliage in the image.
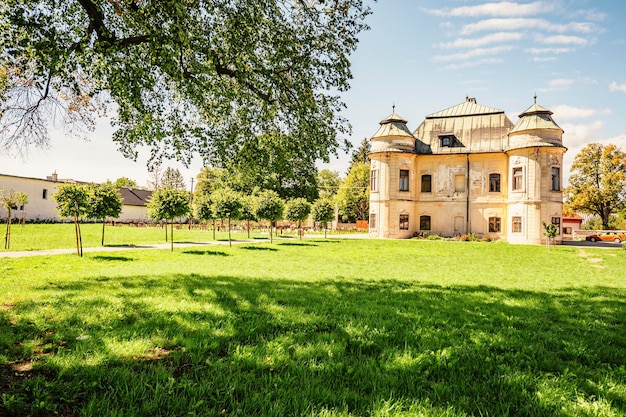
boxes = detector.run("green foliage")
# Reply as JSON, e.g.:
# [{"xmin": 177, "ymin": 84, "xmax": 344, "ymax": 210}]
[
  {"xmin": 348, "ymin": 137, "xmax": 370, "ymax": 172},
  {"xmin": 255, "ymin": 190, "xmax": 284, "ymax": 243},
  {"xmin": 87, "ymin": 182, "xmax": 123, "ymax": 246},
  {"xmin": 87, "ymin": 182, "xmax": 123, "ymax": 221},
  {"xmin": 336, "ymin": 162, "xmax": 369, "ymax": 222},
  {"xmin": 1, "ymin": 240, "xmax": 626, "ymax": 416},
  {"xmin": 161, "ymin": 167, "xmax": 187, "ymax": 190},
  {"xmin": 147, "ymin": 187, "xmax": 190, "ymax": 222},
  {"xmin": 210, "ymin": 188, "xmax": 241, "ymax": 246},
  {"xmin": 114, "ymin": 177, "xmax": 137, "ymax": 188},
  {"xmin": 317, "ymin": 169, "xmax": 342, "ymax": 201},
  {"xmin": 1, "ymin": 188, "xmax": 22, "ymax": 249},
  {"xmin": 147, "ymin": 187, "xmax": 191, "ymax": 250},
  {"xmin": 0, "ymin": 0, "xmax": 371, "ymax": 168},
  {"xmin": 565, "ymin": 143, "xmax": 626, "ymax": 229},
  {"xmin": 223, "ymin": 133, "xmax": 319, "ymax": 201},
  {"xmin": 312, "ymin": 198, "xmax": 334, "ymax": 238},
  {"xmin": 52, "ymin": 183, "xmax": 90, "ymax": 256},
  {"xmin": 284, "ymin": 198, "xmax": 311, "ymax": 225}
]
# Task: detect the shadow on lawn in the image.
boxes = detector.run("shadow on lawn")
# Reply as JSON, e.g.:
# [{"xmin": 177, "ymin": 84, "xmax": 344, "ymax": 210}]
[{"xmin": 2, "ymin": 275, "xmax": 626, "ymax": 416}]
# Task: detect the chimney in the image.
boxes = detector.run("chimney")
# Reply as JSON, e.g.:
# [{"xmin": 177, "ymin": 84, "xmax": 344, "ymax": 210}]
[{"xmin": 51, "ymin": 171, "xmax": 58, "ymax": 182}]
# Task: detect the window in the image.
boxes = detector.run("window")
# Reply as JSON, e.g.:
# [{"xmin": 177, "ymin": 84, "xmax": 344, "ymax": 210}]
[
  {"xmin": 399, "ymin": 169, "xmax": 409, "ymax": 191},
  {"xmin": 399, "ymin": 214, "xmax": 409, "ymax": 230},
  {"xmin": 551, "ymin": 167, "xmax": 561, "ymax": 191},
  {"xmin": 420, "ymin": 215, "xmax": 431, "ymax": 231},
  {"xmin": 489, "ymin": 217, "xmax": 501, "ymax": 233},
  {"xmin": 551, "ymin": 217, "xmax": 561, "ymax": 235},
  {"xmin": 512, "ymin": 167, "xmax": 523, "ymax": 191},
  {"xmin": 454, "ymin": 174, "xmax": 465, "ymax": 193},
  {"xmin": 370, "ymin": 169, "xmax": 378, "ymax": 192},
  {"xmin": 370, "ymin": 213, "xmax": 377, "ymax": 230},
  {"xmin": 42, "ymin": 189, "xmax": 48, "ymax": 199},
  {"xmin": 421, "ymin": 174, "xmax": 432, "ymax": 193},
  {"xmin": 563, "ymin": 227, "xmax": 572, "ymax": 235},
  {"xmin": 489, "ymin": 173, "xmax": 501, "ymax": 192},
  {"xmin": 440, "ymin": 136, "xmax": 451, "ymax": 147},
  {"xmin": 512, "ymin": 216, "xmax": 522, "ymax": 233}
]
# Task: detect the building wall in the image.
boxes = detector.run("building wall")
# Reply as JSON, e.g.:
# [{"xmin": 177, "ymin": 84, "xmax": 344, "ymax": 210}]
[
  {"xmin": 0, "ymin": 175, "xmax": 62, "ymax": 221},
  {"xmin": 0, "ymin": 174, "xmax": 149, "ymax": 222}
]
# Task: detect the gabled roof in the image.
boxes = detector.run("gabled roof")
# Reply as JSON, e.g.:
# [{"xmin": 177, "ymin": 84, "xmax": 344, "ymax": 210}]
[
  {"xmin": 119, "ymin": 187, "xmax": 152, "ymax": 207},
  {"xmin": 426, "ymin": 97, "xmax": 505, "ymax": 119}
]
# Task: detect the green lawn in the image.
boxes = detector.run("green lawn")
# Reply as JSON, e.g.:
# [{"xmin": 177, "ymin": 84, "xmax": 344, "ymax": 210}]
[{"xmin": 1, "ymin": 236, "xmax": 625, "ymax": 416}]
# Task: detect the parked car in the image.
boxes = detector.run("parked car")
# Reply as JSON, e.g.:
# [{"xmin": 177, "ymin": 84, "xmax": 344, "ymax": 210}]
[{"xmin": 586, "ymin": 232, "xmax": 626, "ymax": 243}]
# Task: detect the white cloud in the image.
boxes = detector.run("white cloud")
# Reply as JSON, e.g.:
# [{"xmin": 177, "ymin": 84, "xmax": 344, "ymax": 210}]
[
  {"xmin": 539, "ymin": 35, "xmax": 589, "ymax": 46},
  {"xmin": 531, "ymin": 56, "xmax": 557, "ymax": 62},
  {"xmin": 609, "ymin": 82, "xmax": 626, "ymax": 93},
  {"xmin": 538, "ymin": 78, "xmax": 576, "ymax": 92},
  {"xmin": 561, "ymin": 121, "xmax": 605, "ymax": 148},
  {"xmin": 424, "ymin": 2, "xmax": 554, "ymax": 18},
  {"xmin": 441, "ymin": 58, "xmax": 503, "ymax": 71},
  {"xmin": 438, "ymin": 32, "xmax": 524, "ymax": 49},
  {"xmin": 460, "ymin": 18, "xmax": 596, "ymax": 35},
  {"xmin": 551, "ymin": 105, "xmax": 611, "ymax": 121},
  {"xmin": 526, "ymin": 47, "xmax": 574, "ymax": 54},
  {"xmin": 433, "ymin": 45, "xmax": 513, "ymax": 62}
]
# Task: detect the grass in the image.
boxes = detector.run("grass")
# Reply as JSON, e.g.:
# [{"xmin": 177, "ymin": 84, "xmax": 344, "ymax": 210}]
[
  {"xmin": 1, "ymin": 235, "xmax": 626, "ymax": 416},
  {"xmin": 0, "ymin": 223, "xmax": 287, "ymax": 251}
]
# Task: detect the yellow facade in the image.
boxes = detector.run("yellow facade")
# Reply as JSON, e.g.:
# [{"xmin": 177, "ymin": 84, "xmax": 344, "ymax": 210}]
[{"xmin": 368, "ymin": 98, "xmax": 566, "ymax": 244}]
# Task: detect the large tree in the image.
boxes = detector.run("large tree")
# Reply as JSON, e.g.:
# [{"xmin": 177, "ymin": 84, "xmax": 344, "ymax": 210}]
[
  {"xmin": 1, "ymin": 1, "xmax": 370, "ymax": 167},
  {"xmin": 565, "ymin": 143, "xmax": 626, "ymax": 230},
  {"xmin": 317, "ymin": 169, "xmax": 342, "ymax": 201},
  {"xmin": 336, "ymin": 161, "xmax": 369, "ymax": 222}
]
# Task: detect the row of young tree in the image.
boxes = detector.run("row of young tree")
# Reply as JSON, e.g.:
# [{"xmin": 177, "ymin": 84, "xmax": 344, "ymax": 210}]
[{"xmin": 147, "ymin": 185, "xmax": 336, "ymax": 251}]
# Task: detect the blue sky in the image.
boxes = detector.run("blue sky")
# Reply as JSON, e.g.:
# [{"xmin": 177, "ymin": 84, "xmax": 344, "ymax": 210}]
[{"xmin": 2, "ymin": 0, "xmax": 626, "ymax": 188}]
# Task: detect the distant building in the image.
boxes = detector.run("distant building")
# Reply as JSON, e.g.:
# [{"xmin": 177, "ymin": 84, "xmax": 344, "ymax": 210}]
[
  {"xmin": 368, "ymin": 97, "xmax": 566, "ymax": 244},
  {"xmin": 0, "ymin": 173, "xmax": 152, "ymax": 222}
]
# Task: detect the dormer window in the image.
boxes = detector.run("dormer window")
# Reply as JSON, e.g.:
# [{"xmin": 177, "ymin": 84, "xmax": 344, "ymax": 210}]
[{"xmin": 438, "ymin": 134, "xmax": 459, "ymax": 148}]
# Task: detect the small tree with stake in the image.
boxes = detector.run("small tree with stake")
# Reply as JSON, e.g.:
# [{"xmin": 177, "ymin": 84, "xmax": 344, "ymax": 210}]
[
  {"xmin": 211, "ymin": 188, "xmax": 241, "ymax": 247},
  {"xmin": 542, "ymin": 221, "xmax": 559, "ymax": 251},
  {"xmin": 1, "ymin": 189, "xmax": 19, "ymax": 249},
  {"xmin": 147, "ymin": 187, "xmax": 190, "ymax": 251},
  {"xmin": 312, "ymin": 199, "xmax": 334, "ymax": 239},
  {"xmin": 255, "ymin": 190, "xmax": 284, "ymax": 244},
  {"xmin": 87, "ymin": 182, "xmax": 123, "ymax": 246},
  {"xmin": 53, "ymin": 183, "xmax": 89, "ymax": 256},
  {"xmin": 285, "ymin": 198, "xmax": 311, "ymax": 240}
]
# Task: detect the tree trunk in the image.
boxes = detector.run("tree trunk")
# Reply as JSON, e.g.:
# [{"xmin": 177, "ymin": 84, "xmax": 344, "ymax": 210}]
[
  {"xmin": 101, "ymin": 220, "xmax": 106, "ymax": 246},
  {"xmin": 324, "ymin": 222, "xmax": 327, "ymax": 239},
  {"xmin": 170, "ymin": 219, "xmax": 174, "ymax": 251},
  {"xmin": 212, "ymin": 219, "xmax": 216, "ymax": 241},
  {"xmin": 74, "ymin": 213, "xmax": 81, "ymax": 256},
  {"xmin": 298, "ymin": 220, "xmax": 302, "ymax": 240},
  {"xmin": 247, "ymin": 220, "xmax": 250, "ymax": 239},
  {"xmin": 228, "ymin": 217, "xmax": 232, "ymax": 247},
  {"xmin": 78, "ymin": 221, "xmax": 83, "ymax": 257},
  {"xmin": 270, "ymin": 221, "xmax": 273, "ymax": 244},
  {"xmin": 4, "ymin": 209, "xmax": 11, "ymax": 249}
]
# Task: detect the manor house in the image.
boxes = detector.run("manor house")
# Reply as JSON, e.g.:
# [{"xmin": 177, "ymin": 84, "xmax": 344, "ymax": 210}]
[{"xmin": 368, "ymin": 97, "xmax": 566, "ymax": 244}]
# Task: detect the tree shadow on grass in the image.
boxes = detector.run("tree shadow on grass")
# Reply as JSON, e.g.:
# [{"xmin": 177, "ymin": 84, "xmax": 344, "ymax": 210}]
[
  {"xmin": 2, "ymin": 275, "xmax": 626, "ymax": 416},
  {"xmin": 181, "ymin": 250, "xmax": 229, "ymax": 256},
  {"xmin": 278, "ymin": 242, "xmax": 318, "ymax": 247},
  {"xmin": 90, "ymin": 255, "xmax": 135, "ymax": 262},
  {"xmin": 239, "ymin": 246, "xmax": 278, "ymax": 251}
]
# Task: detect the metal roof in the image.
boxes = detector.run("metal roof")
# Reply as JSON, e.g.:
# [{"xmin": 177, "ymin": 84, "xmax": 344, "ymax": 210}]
[
  {"xmin": 371, "ymin": 112, "xmax": 415, "ymax": 139},
  {"xmin": 426, "ymin": 97, "xmax": 505, "ymax": 119},
  {"xmin": 509, "ymin": 103, "xmax": 563, "ymax": 134}
]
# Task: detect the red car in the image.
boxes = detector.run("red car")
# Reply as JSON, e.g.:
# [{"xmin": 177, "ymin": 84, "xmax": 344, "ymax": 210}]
[{"xmin": 586, "ymin": 232, "xmax": 625, "ymax": 243}]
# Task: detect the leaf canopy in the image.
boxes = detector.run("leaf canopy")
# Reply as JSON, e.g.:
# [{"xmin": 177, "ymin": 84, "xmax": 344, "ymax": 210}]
[{"xmin": 1, "ymin": 0, "xmax": 370, "ymax": 167}]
